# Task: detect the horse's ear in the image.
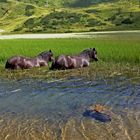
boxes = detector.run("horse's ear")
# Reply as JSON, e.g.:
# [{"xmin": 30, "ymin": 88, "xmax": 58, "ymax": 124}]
[{"xmin": 49, "ymin": 50, "xmax": 52, "ymax": 52}]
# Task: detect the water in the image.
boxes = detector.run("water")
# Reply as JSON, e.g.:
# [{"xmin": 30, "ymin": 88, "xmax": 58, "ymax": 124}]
[{"xmin": 0, "ymin": 76, "xmax": 140, "ymax": 140}]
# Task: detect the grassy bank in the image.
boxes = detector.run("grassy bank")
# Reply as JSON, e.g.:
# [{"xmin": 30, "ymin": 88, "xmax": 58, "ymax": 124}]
[
  {"xmin": 0, "ymin": 36, "xmax": 140, "ymax": 65},
  {"xmin": 0, "ymin": 35, "xmax": 139, "ymax": 79}
]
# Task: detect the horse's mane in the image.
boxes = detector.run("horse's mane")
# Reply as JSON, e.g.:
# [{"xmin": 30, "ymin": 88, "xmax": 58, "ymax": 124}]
[
  {"xmin": 38, "ymin": 51, "xmax": 49, "ymax": 57},
  {"xmin": 79, "ymin": 49, "xmax": 91, "ymax": 57},
  {"xmin": 38, "ymin": 50, "xmax": 52, "ymax": 58}
]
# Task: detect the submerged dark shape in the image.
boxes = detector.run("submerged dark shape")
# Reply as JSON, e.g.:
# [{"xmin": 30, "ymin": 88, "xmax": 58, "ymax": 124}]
[
  {"xmin": 83, "ymin": 104, "xmax": 112, "ymax": 123},
  {"xmin": 5, "ymin": 50, "xmax": 53, "ymax": 70},
  {"xmin": 51, "ymin": 48, "xmax": 98, "ymax": 70},
  {"xmin": 83, "ymin": 109, "xmax": 111, "ymax": 123}
]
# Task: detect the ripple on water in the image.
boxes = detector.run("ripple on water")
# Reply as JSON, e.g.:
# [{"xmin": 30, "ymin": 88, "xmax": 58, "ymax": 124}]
[{"xmin": 0, "ymin": 76, "xmax": 139, "ymax": 140}]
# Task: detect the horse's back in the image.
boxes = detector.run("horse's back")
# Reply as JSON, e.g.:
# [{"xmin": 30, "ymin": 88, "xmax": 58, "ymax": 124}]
[
  {"xmin": 51, "ymin": 55, "xmax": 89, "ymax": 70},
  {"xmin": 70, "ymin": 56, "xmax": 89, "ymax": 68},
  {"xmin": 5, "ymin": 50, "xmax": 53, "ymax": 70},
  {"xmin": 5, "ymin": 56, "xmax": 33, "ymax": 69},
  {"xmin": 5, "ymin": 56, "xmax": 21, "ymax": 69},
  {"xmin": 51, "ymin": 55, "xmax": 68, "ymax": 70}
]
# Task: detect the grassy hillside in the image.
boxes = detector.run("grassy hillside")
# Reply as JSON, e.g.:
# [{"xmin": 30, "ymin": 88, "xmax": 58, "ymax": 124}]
[
  {"xmin": 14, "ymin": 0, "xmax": 115, "ymax": 7},
  {"xmin": 0, "ymin": 0, "xmax": 140, "ymax": 33}
]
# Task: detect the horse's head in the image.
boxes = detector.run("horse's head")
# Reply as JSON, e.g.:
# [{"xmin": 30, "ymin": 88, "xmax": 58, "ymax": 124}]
[
  {"xmin": 80, "ymin": 48, "xmax": 98, "ymax": 61},
  {"xmin": 91, "ymin": 48, "xmax": 98, "ymax": 61},
  {"xmin": 38, "ymin": 50, "xmax": 54, "ymax": 62}
]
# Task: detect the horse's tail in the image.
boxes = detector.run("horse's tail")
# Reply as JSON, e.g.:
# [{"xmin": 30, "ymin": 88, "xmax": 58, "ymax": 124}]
[
  {"xmin": 5, "ymin": 61, "xmax": 11, "ymax": 69},
  {"xmin": 50, "ymin": 61, "xmax": 56, "ymax": 70},
  {"xmin": 50, "ymin": 55, "xmax": 67, "ymax": 70}
]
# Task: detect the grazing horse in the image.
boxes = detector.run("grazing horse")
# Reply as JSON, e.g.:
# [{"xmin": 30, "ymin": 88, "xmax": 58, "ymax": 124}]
[
  {"xmin": 51, "ymin": 48, "xmax": 98, "ymax": 70},
  {"xmin": 5, "ymin": 50, "xmax": 53, "ymax": 70}
]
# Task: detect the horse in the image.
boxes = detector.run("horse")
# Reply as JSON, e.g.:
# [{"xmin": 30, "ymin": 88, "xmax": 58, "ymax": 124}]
[
  {"xmin": 5, "ymin": 50, "xmax": 53, "ymax": 70},
  {"xmin": 51, "ymin": 48, "xmax": 98, "ymax": 70}
]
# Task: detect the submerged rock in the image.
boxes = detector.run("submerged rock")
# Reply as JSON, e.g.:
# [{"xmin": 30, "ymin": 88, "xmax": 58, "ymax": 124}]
[
  {"xmin": 83, "ymin": 104, "xmax": 112, "ymax": 123},
  {"xmin": 90, "ymin": 104, "xmax": 106, "ymax": 112}
]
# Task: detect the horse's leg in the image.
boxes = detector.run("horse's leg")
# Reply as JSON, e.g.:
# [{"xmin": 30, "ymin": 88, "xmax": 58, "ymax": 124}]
[
  {"xmin": 39, "ymin": 61, "xmax": 48, "ymax": 67},
  {"xmin": 15, "ymin": 64, "xmax": 21, "ymax": 69},
  {"xmin": 51, "ymin": 61, "xmax": 60, "ymax": 70},
  {"xmin": 50, "ymin": 63, "xmax": 54, "ymax": 70},
  {"xmin": 83, "ymin": 60, "xmax": 89, "ymax": 67}
]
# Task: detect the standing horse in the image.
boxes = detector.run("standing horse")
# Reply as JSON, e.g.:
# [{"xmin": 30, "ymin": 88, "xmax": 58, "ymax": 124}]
[
  {"xmin": 5, "ymin": 50, "xmax": 53, "ymax": 70},
  {"xmin": 51, "ymin": 48, "xmax": 98, "ymax": 70}
]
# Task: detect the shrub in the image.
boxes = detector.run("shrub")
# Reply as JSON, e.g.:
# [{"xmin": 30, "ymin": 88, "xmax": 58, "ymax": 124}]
[
  {"xmin": 87, "ymin": 19, "xmax": 100, "ymax": 27},
  {"xmin": 121, "ymin": 18, "xmax": 133, "ymax": 24},
  {"xmin": 25, "ymin": 5, "xmax": 35, "ymax": 16},
  {"xmin": 13, "ymin": 26, "xmax": 23, "ymax": 32},
  {"xmin": 0, "ymin": 0, "xmax": 7, "ymax": 2},
  {"xmin": 85, "ymin": 9, "xmax": 99, "ymax": 13},
  {"xmin": 40, "ymin": 11, "xmax": 87, "ymax": 27},
  {"xmin": 24, "ymin": 18, "xmax": 35, "ymax": 28}
]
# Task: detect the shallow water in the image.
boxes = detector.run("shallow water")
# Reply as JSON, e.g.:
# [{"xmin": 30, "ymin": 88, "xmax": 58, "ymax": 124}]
[{"xmin": 0, "ymin": 76, "xmax": 140, "ymax": 140}]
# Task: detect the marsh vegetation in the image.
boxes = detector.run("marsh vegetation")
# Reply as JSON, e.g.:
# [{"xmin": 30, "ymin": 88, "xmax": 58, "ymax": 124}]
[
  {"xmin": 0, "ymin": 33, "xmax": 139, "ymax": 140},
  {"xmin": 0, "ymin": 32, "xmax": 139, "ymax": 79}
]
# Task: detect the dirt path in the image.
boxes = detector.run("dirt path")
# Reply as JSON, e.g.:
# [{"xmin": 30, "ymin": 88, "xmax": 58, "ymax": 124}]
[{"xmin": 0, "ymin": 30, "xmax": 140, "ymax": 39}]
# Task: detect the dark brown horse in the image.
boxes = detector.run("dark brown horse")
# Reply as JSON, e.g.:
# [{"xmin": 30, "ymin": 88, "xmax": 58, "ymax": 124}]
[
  {"xmin": 5, "ymin": 50, "xmax": 53, "ymax": 70},
  {"xmin": 51, "ymin": 48, "xmax": 98, "ymax": 70}
]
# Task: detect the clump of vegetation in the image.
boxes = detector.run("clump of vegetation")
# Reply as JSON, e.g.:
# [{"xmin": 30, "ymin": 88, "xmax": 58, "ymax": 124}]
[
  {"xmin": 0, "ymin": 61, "xmax": 139, "ymax": 80},
  {"xmin": 0, "ymin": 0, "xmax": 7, "ymax": 2},
  {"xmin": 86, "ymin": 18, "xmax": 101, "ymax": 27},
  {"xmin": 108, "ymin": 12, "xmax": 134, "ymax": 26},
  {"xmin": 17, "ymin": 0, "xmax": 47, "ymax": 6},
  {"xmin": 25, "ymin": 5, "xmax": 35, "ymax": 16},
  {"xmin": 85, "ymin": 9, "xmax": 100, "ymax": 13},
  {"xmin": 41, "ymin": 12, "xmax": 87, "ymax": 25},
  {"xmin": 0, "ymin": 2, "xmax": 9, "ymax": 18},
  {"xmin": 21, "ymin": 11, "xmax": 89, "ymax": 33},
  {"xmin": 66, "ymin": 0, "xmax": 113, "ymax": 7}
]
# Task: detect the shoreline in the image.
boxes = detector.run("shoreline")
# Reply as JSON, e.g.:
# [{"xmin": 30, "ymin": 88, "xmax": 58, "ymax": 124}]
[{"xmin": 0, "ymin": 30, "xmax": 140, "ymax": 39}]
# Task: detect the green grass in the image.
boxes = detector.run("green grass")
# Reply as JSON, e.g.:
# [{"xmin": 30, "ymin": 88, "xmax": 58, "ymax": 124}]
[
  {"xmin": 0, "ymin": 40, "xmax": 139, "ymax": 64},
  {"xmin": 0, "ymin": 35, "xmax": 140, "ymax": 65},
  {"xmin": 0, "ymin": 34, "xmax": 139, "ymax": 80}
]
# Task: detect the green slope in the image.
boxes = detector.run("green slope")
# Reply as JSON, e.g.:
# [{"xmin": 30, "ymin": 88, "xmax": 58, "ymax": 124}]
[
  {"xmin": 13, "ymin": 0, "xmax": 115, "ymax": 7},
  {"xmin": 0, "ymin": 0, "xmax": 140, "ymax": 33}
]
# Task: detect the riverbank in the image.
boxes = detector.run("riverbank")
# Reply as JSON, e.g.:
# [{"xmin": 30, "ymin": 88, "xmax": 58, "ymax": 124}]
[
  {"xmin": 0, "ymin": 30, "xmax": 140, "ymax": 39},
  {"xmin": 0, "ymin": 62, "xmax": 139, "ymax": 82},
  {"xmin": 0, "ymin": 33, "xmax": 139, "ymax": 80}
]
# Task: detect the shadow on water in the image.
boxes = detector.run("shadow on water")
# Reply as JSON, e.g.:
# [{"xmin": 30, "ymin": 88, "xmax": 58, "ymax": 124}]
[
  {"xmin": 0, "ymin": 75, "xmax": 140, "ymax": 140},
  {"xmin": 83, "ymin": 110, "xmax": 111, "ymax": 123}
]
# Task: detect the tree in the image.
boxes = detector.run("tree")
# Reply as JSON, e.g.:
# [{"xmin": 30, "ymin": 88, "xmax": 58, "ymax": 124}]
[{"xmin": 0, "ymin": 0, "xmax": 7, "ymax": 2}]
